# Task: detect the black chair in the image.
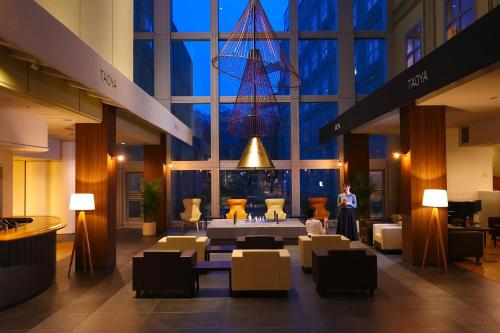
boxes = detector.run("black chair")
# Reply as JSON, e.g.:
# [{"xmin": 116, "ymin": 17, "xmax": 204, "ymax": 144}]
[{"xmin": 133, "ymin": 249, "xmax": 197, "ymax": 298}]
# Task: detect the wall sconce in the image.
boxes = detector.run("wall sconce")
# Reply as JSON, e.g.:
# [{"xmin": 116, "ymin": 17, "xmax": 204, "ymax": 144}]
[
  {"xmin": 337, "ymin": 160, "xmax": 344, "ymax": 167},
  {"xmin": 392, "ymin": 152, "xmax": 405, "ymax": 159},
  {"xmin": 116, "ymin": 154, "xmax": 125, "ymax": 162},
  {"xmin": 168, "ymin": 163, "xmax": 173, "ymax": 169}
]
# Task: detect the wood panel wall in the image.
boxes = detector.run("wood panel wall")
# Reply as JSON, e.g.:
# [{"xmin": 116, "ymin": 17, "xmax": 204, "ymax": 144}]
[
  {"xmin": 75, "ymin": 104, "xmax": 117, "ymax": 270},
  {"xmin": 494, "ymin": 176, "xmax": 500, "ymax": 191},
  {"xmin": 144, "ymin": 134, "xmax": 167, "ymax": 234},
  {"xmin": 400, "ymin": 103, "xmax": 447, "ymax": 265},
  {"xmin": 344, "ymin": 133, "xmax": 369, "ymax": 184}
]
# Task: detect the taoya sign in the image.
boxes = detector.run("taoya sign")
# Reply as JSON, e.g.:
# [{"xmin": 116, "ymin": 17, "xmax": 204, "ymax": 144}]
[
  {"xmin": 100, "ymin": 69, "xmax": 118, "ymax": 89},
  {"xmin": 407, "ymin": 70, "xmax": 429, "ymax": 90}
]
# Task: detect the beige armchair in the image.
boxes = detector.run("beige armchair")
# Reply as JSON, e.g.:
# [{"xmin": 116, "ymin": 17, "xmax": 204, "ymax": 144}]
[
  {"xmin": 155, "ymin": 236, "xmax": 208, "ymax": 261},
  {"xmin": 231, "ymin": 249, "xmax": 291, "ymax": 292},
  {"xmin": 264, "ymin": 198, "xmax": 287, "ymax": 220},
  {"xmin": 299, "ymin": 235, "xmax": 350, "ymax": 270},
  {"xmin": 373, "ymin": 224, "xmax": 402, "ymax": 250},
  {"xmin": 180, "ymin": 198, "xmax": 202, "ymax": 230}
]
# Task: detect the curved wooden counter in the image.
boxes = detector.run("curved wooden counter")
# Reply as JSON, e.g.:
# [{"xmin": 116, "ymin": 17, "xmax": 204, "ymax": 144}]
[{"xmin": 0, "ymin": 216, "xmax": 67, "ymax": 310}]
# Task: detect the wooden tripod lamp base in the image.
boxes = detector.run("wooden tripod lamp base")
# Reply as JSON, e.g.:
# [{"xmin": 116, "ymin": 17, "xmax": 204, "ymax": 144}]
[
  {"xmin": 68, "ymin": 194, "xmax": 95, "ymax": 277},
  {"xmin": 421, "ymin": 189, "xmax": 448, "ymax": 273}
]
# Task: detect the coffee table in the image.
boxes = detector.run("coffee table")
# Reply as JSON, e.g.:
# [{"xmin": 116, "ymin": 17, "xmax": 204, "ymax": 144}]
[
  {"xmin": 205, "ymin": 245, "xmax": 236, "ymax": 261},
  {"xmin": 195, "ymin": 260, "xmax": 232, "ymax": 295}
]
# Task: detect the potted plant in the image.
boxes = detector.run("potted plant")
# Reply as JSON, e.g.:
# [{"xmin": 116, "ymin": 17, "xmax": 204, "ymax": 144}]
[
  {"xmin": 141, "ymin": 178, "xmax": 161, "ymax": 236},
  {"xmin": 352, "ymin": 173, "xmax": 375, "ymax": 220}
]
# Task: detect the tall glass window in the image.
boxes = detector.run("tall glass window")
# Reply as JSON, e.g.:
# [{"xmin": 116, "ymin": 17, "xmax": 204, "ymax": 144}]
[
  {"xmin": 299, "ymin": 40, "xmax": 338, "ymax": 95},
  {"xmin": 171, "ymin": 41, "xmax": 210, "ymax": 96},
  {"xmin": 369, "ymin": 170, "xmax": 384, "ymax": 218},
  {"xmin": 171, "ymin": 104, "xmax": 211, "ymax": 161},
  {"xmin": 171, "ymin": 0, "xmax": 210, "ymax": 32},
  {"xmin": 220, "ymin": 170, "xmax": 291, "ymax": 216},
  {"xmin": 219, "ymin": 103, "xmax": 290, "ymax": 160},
  {"xmin": 354, "ymin": 39, "xmax": 386, "ymax": 95},
  {"xmin": 133, "ymin": 40, "xmax": 154, "ymax": 96},
  {"xmin": 126, "ymin": 172, "xmax": 144, "ymax": 219},
  {"xmin": 405, "ymin": 22, "xmax": 422, "ymax": 68},
  {"xmin": 445, "ymin": 0, "xmax": 475, "ymax": 40},
  {"xmin": 300, "ymin": 169, "xmax": 340, "ymax": 216},
  {"xmin": 172, "ymin": 170, "xmax": 211, "ymax": 219},
  {"xmin": 219, "ymin": 40, "xmax": 290, "ymax": 96},
  {"xmin": 219, "ymin": 0, "xmax": 289, "ymax": 32},
  {"xmin": 134, "ymin": 0, "xmax": 154, "ymax": 32},
  {"xmin": 298, "ymin": 0, "xmax": 337, "ymax": 31},
  {"xmin": 369, "ymin": 135, "xmax": 388, "ymax": 159},
  {"xmin": 353, "ymin": 0, "xmax": 386, "ymax": 31},
  {"xmin": 299, "ymin": 103, "xmax": 338, "ymax": 160}
]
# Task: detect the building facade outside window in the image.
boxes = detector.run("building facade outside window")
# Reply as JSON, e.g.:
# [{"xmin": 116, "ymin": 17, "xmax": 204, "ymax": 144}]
[
  {"xmin": 133, "ymin": 0, "xmax": 389, "ymax": 219},
  {"xmin": 405, "ymin": 22, "xmax": 422, "ymax": 68},
  {"xmin": 445, "ymin": 0, "xmax": 476, "ymax": 40}
]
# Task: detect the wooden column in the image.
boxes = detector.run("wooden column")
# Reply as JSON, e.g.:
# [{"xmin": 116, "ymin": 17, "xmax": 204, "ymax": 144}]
[
  {"xmin": 343, "ymin": 133, "xmax": 370, "ymax": 217},
  {"xmin": 144, "ymin": 134, "xmax": 167, "ymax": 234},
  {"xmin": 344, "ymin": 133, "xmax": 369, "ymax": 184},
  {"xmin": 75, "ymin": 104, "xmax": 117, "ymax": 270},
  {"xmin": 400, "ymin": 103, "xmax": 447, "ymax": 265}
]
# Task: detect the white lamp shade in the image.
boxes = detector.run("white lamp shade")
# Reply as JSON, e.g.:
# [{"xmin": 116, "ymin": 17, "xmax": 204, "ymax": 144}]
[
  {"xmin": 422, "ymin": 189, "xmax": 448, "ymax": 208},
  {"xmin": 69, "ymin": 193, "xmax": 95, "ymax": 211}
]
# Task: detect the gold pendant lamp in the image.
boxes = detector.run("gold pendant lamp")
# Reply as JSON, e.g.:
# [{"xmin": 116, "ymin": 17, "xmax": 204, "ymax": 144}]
[{"xmin": 237, "ymin": 137, "xmax": 275, "ymax": 169}]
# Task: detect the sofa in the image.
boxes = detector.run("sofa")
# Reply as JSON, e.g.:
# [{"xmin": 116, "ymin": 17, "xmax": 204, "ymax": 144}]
[
  {"xmin": 155, "ymin": 236, "xmax": 208, "ymax": 261},
  {"xmin": 180, "ymin": 198, "xmax": 202, "ymax": 230},
  {"xmin": 236, "ymin": 235, "xmax": 284, "ymax": 249},
  {"xmin": 299, "ymin": 235, "xmax": 350, "ymax": 271},
  {"xmin": 312, "ymin": 248, "xmax": 377, "ymax": 296},
  {"xmin": 359, "ymin": 218, "xmax": 394, "ymax": 245},
  {"xmin": 226, "ymin": 199, "xmax": 248, "ymax": 219},
  {"xmin": 448, "ymin": 230, "xmax": 484, "ymax": 263},
  {"xmin": 373, "ymin": 224, "xmax": 402, "ymax": 251},
  {"xmin": 264, "ymin": 198, "xmax": 287, "ymax": 220},
  {"xmin": 231, "ymin": 249, "xmax": 291, "ymax": 292},
  {"xmin": 133, "ymin": 249, "xmax": 196, "ymax": 298}
]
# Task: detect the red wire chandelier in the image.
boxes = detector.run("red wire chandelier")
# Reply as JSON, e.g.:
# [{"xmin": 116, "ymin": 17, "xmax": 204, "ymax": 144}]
[{"xmin": 212, "ymin": 0, "xmax": 301, "ymax": 169}]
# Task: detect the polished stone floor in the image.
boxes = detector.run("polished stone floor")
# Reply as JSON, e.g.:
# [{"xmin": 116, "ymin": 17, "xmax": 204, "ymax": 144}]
[{"xmin": 1, "ymin": 229, "xmax": 500, "ymax": 333}]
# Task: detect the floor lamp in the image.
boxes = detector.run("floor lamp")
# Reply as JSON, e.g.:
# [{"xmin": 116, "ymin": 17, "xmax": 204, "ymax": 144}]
[
  {"xmin": 68, "ymin": 193, "xmax": 95, "ymax": 277},
  {"xmin": 421, "ymin": 189, "xmax": 448, "ymax": 273}
]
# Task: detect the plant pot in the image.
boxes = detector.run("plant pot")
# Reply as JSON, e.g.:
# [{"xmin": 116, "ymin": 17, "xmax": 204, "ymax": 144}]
[{"xmin": 142, "ymin": 221, "xmax": 157, "ymax": 236}]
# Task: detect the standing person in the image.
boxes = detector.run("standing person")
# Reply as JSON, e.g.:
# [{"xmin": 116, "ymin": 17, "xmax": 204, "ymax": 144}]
[{"xmin": 337, "ymin": 183, "xmax": 359, "ymax": 241}]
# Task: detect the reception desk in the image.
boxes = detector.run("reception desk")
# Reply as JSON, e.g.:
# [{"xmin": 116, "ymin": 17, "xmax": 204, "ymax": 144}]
[{"xmin": 0, "ymin": 216, "xmax": 66, "ymax": 310}]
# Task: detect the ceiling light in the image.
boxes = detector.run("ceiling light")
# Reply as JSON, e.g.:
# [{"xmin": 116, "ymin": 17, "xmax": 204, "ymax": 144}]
[
  {"xmin": 490, "ymin": 96, "xmax": 498, "ymax": 100},
  {"xmin": 30, "ymin": 63, "xmax": 40, "ymax": 71},
  {"xmin": 120, "ymin": 142, "xmax": 126, "ymax": 145}
]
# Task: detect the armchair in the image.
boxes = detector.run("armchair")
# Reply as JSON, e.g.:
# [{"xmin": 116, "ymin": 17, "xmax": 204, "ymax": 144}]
[
  {"xmin": 299, "ymin": 235, "xmax": 350, "ymax": 271},
  {"xmin": 180, "ymin": 198, "xmax": 202, "ymax": 230},
  {"xmin": 236, "ymin": 235, "xmax": 284, "ymax": 249},
  {"xmin": 133, "ymin": 249, "xmax": 196, "ymax": 298},
  {"xmin": 231, "ymin": 249, "xmax": 291, "ymax": 292},
  {"xmin": 264, "ymin": 198, "xmax": 287, "ymax": 220},
  {"xmin": 448, "ymin": 230, "xmax": 483, "ymax": 263},
  {"xmin": 226, "ymin": 199, "xmax": 248, "ymax": 219},
  {"xmin": 308, "ymin": 197, "xmax": 330, "ymax": 222},
  {"xmin": 312, "ymin": 248, "xmax": 377, "ymax": 296},
  {"xmin": 373, "ymin": 224, "xmax": 402, "ymax": 251},
  {"xmin": 156, "ymin": 236, "xmax": 208, "ymax": 261}
]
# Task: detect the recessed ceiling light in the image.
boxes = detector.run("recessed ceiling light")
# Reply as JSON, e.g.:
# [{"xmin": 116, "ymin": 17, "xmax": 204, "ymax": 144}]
[
  {"xmin": 121, "ymin": 142, "xmax": 126, "ymax": 145},
  {"xmin": 64, "ymin": 119, "xmax": 72, "ymax": 122},
  {"xmin": 490, "ymin": 96, "xmax": 498, "ymax": 100}
]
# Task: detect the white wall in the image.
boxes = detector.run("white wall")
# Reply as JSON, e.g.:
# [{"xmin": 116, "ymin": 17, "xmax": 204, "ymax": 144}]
[
  {"xmin": 446, "ymin": 127, "xmax": 493, "ymax": 201},
  {"xmin": 12, "ymin": 141, "xmax": 76, "ymax": 233},
  {"xmin": 493, "ymin": 147, "xmax": 500, "ymax": 178},
  {"xmin": 0, "ymin": 149, "xmax": 13, "ymax": 216}
]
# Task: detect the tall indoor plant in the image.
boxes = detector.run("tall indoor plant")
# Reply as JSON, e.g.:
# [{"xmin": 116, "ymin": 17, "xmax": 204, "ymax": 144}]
[
  {"xmin": 141, "ymin": 178, "xmax": 161, "ymax": 236},
  {"xmin": 352, "ymin": 173, "xmax": 375, "ymax": 220}
]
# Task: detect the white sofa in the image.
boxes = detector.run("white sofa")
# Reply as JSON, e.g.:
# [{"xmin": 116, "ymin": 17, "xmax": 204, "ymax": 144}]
[{"xmin": 373, "ymin": 224, "xmax": 402, "ymax": 250}]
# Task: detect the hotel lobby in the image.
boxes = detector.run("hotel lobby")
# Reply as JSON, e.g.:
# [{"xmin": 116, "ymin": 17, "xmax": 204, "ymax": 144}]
[{"xmin": 1, "ymin": 0, "xmax": 500, "ymax": 332}]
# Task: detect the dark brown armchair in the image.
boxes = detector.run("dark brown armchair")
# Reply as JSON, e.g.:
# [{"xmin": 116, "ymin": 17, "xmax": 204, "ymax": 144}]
[
  {"xmin": 236, "ymin": 235, "xmax": 284, "ymax": 249},
  {"xmin": 448, "ymin": 230, "xmax": 483, "ymax": 263},
  {"xmin": 133, "ymin": 249, "xmax": 197, "ymax": 298},
  {"xmin": 312, "ymin": 248, "xmax": 377, "ymax": 296}
]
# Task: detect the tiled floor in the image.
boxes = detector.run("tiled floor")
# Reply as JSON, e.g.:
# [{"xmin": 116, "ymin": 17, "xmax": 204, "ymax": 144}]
[{"xmin": 1, "ymin": 229, "xmax": 500, "ymax": 333}]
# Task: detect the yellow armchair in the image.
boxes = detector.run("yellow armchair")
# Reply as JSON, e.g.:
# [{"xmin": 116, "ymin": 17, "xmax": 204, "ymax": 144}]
[
  {"xmin": 226, "ymin": 199, "xmax": 248, "ymax": 219},
  {"xmin": 155, "ymin": 236, "xmax": 208, "ymax": 261},
  {"xmin": 180, "ymin": 198, "xmax": 202, "ymax": 230},
  {"xmin": 231, "ymin": 249, "xmax": 291, "ymax": 292},
  {"xmin": 264, "ymin": 198, "xmax": 287, "ymax": 220},
  {"xmin": 299, "ymin": 235, "xmax": 350, "ymax": 270}
]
